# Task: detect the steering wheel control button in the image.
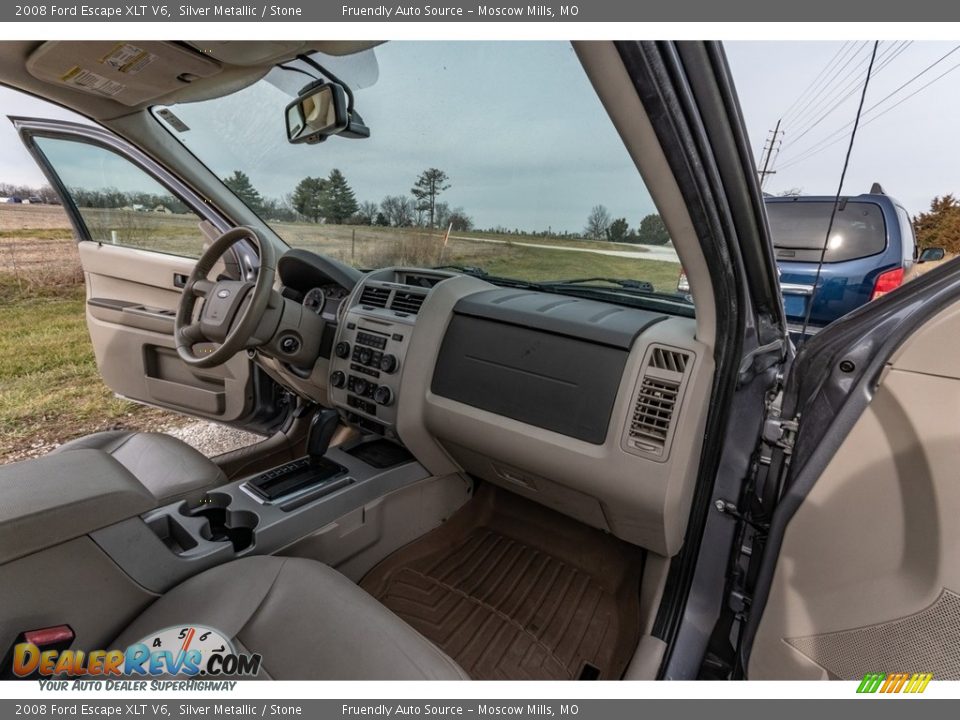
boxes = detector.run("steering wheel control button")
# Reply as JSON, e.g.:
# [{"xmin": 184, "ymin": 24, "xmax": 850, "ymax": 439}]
[
  {"xmin": 279, "ymin": 335, "xmax": 301, "ymax": 354},
  {"xmin": 330, "ymin": 371, "xmax": 346, "ymax": 388},
  {"xmin": 374, "ymin": 386, "xmax": 394, "ymax": 406},
  {"xmin": 379, "ymin": 354, "xmax": 398, "ymax": 373},
  {"xmin": 217, "ymin": 289, "xmax": 231, "ymax": 298},
  {"xmin": 335, "ymin": 341, "xmax": 351, "ymax": 358}
]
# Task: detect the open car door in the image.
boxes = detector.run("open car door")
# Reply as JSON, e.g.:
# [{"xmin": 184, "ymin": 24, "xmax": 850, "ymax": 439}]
[
  {"xmin": 742, "ymin": 259, "xmax": 960, "ymax": 681},
  {"xmin": 11, "ymin": 116, "xmax": 283, "ymax": 433}
]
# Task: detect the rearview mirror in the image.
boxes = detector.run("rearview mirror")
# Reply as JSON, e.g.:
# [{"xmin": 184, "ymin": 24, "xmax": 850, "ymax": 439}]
[
  {"xmin": 918, "ymin": 247, "xmax": 946, "ymax": 263},
  {"xmin": 285, "ymin": 83, "xmax": 348, "ymax": 144}
]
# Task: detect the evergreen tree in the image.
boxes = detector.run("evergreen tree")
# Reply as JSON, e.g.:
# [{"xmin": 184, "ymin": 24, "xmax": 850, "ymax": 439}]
[
  {"xmin": 636, "ymin": 213, "xmax": 671, "ymax": 245},
  {"xmin": 608, "ymin": 218, "xmax": 630, "ymax": 242},
  {"xmin": 914, "ymin": 195, "xmax": 960, "ymax": 253},
  {"xmin": 322, "ymin": 169, "xmax": 359, "ymax": 225},
  {"xmin": 292, "ymin": 176, "xmax": 326, "ymax": 223},
  {"xmin": 223, "ymin": 170, "xmax": 263, "ymax": 214}
]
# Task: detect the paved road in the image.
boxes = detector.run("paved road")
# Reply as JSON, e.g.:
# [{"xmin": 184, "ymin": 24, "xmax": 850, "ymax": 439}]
[{"xmin": 450, "ymin": 235, "xmax": 680, "ymax": 263}]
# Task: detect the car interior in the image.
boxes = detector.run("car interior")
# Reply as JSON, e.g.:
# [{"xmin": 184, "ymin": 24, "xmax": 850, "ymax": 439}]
[
  {"xmin": 4, "ymin": 39, "xmax": 957, "ymax": 682},
  {"xmin": 0, "ymin": 40, "xmax": 726, "ymax": 680}
]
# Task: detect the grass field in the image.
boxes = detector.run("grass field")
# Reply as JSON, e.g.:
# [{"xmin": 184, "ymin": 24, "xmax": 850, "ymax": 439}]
[
  {"xmin": 0, "ymin": 203, "xmax": 681, "ymax": 463},
  {"xmin": 0, "ymin": 205, "xmax": 184, "ymax": 462}
]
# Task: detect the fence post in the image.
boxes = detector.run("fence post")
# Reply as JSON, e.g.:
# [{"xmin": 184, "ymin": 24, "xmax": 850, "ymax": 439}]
[{"xmin": 352, "ymin": 228, "xmax": 356, "ymax": 263}]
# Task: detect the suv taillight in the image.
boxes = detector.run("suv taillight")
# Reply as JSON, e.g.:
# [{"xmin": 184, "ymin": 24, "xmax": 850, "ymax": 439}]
[{"xmin": 871, "ymin": 267, "xmax": 904, "ymax": 301}]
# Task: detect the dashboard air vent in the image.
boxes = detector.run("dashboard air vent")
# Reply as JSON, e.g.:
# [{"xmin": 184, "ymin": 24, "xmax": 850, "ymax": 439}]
[
  {"xmin": 358, "ymin": 285, "xmax": 390, "ymax": 309},
  {"xmin": 629, "ymin": 378, "xmax": 679, "ymax": 450},
  {"xmin": 625, "ymin": 346, "xmax": 692, "ymax": 459},
  {"xmin": 650, "ymin": 347, "xmax": 689, "ymax": 373},
  {"xmin": 390, "ymin": 291, "xmax": 426, "ymax": 315}
]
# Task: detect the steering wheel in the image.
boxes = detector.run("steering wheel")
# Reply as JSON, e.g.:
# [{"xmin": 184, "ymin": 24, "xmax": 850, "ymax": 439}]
[{"xmin": 175, "ymin": 227, "xmax": 277, "ymax": 368}]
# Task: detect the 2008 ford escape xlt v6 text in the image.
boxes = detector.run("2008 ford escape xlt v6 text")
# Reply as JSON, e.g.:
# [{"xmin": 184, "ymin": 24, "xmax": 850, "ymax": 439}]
[{"xmin": 1, "ymin": 40, "xmax": 958, "ymax": 681}]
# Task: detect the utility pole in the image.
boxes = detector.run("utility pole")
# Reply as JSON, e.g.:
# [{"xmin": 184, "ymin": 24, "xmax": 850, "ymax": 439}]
[{"xmin": 758, "ymin": 118, "xmax": 783, "ymax": 189}]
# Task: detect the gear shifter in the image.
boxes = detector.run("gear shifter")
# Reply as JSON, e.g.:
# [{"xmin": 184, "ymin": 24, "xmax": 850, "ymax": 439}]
[
  {"xmin": 307, "ymin": 408, "xmax": 341, "ymax": 465},
  {"xmin": 246, "ymin": 408, "xmax": 348, "ymax": 503}
]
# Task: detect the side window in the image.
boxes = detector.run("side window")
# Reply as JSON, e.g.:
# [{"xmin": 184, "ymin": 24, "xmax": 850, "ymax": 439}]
[
  {"xmin": 895, "ymin": 206, "xmax": 917, "ymax": 264},
  {"xmin": 33, "ymin": 136, "xmax": 206, "ymax": 258}
]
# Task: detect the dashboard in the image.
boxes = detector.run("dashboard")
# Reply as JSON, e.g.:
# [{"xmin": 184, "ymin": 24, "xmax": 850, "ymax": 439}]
[
  {"xmin": 327, "ymin": 268, "xmax": 457, "ymax": 433},
  {"xmin": 273, "ymin": 251, "xmax": 714, "ymax": 557}
]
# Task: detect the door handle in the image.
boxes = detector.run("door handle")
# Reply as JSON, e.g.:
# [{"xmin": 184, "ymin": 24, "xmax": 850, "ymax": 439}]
[{"xmin": 173, "ymin": 273, "xmax": 188, "ymax": 288}]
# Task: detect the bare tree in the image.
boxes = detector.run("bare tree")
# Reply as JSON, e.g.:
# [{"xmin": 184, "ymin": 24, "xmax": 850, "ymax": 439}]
[
  {"xmin": 380, "ymin": 195, "xmax": 415, "ymax": 227},
  {"xmin": 411, "ymin": 168, "xmax": 451, "ymax": 228},
  {"xmin": 355, "ymin": 201, "xmax": 379, "ymax": 225},
  {"xmin": 584, "ymin": 204, "xmax": 612, "ymax": 240}
]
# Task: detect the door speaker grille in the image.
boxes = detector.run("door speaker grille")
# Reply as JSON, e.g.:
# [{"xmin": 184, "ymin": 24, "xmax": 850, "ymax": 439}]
[{"xmin": 787, "ymin": 588, "xmax": 960, "ymax": 680}]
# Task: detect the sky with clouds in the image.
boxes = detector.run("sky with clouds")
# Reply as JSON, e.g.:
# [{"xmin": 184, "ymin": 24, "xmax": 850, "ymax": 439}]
[{"xmin": 1, "ymin": 40, "xmax": 959, "ymax": 229}]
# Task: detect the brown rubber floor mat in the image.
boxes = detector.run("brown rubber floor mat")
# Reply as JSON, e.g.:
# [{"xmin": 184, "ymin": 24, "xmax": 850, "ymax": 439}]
[{"xmin": 361, "ymin": 485, "xmax": 645, "ymax": 680}]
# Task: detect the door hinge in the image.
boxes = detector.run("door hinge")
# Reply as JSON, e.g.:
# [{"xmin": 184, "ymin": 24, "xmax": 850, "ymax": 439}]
[{"xmin": 762, "ymin": 412, "xmax": 798, "ymax": 455}]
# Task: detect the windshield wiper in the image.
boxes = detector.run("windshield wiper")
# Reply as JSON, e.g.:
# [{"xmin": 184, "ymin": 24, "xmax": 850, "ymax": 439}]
[
  {"xmin": 431, "ymin": 265, "xmax": 546, "ymax": 290},
  {"xmin": 432, "ymin": 264, "xmax": 488, "ymax": 277},
  {"xmin": 539, "ymin": 277, "xmax": 656, "ymax": 292},
  {"xmin": 431, "ymin": 267, "xmax": 691, "ymax": 311}
]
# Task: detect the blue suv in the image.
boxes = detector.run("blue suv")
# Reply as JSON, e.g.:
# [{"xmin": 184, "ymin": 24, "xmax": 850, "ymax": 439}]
[{"xmin": 765, "ymin": 185, "xmax": 916, "ymax": 337}]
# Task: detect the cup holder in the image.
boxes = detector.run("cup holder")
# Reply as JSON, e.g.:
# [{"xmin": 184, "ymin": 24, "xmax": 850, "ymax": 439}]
[{"xmin": 180, "ymin": 493, "xmax": 258, "ymax": 552}]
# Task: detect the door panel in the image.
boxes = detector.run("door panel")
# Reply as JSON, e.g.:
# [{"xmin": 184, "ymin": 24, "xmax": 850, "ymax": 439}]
[
  {"xmin": 749, "ymin": 301, "xmax": 960, "ymax": 679},
  {"xmin": 79, "ymin": 241, "xmax": 252, "ymax": 421},
  {"xmin": 14, "ymin": 117, "xmax": 264, "ymax": 429}
]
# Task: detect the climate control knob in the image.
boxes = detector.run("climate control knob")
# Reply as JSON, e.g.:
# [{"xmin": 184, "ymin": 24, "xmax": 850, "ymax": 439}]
[
  {"xmin": 335, "ymin": 341, "xmax": 351, "ymax": 359},
  {"xmin": 353, "ymin": 378, "xmax": 370, "ymax": 396},
  {"xmin": 379, "ymin": 354, "xmax": 398, "ymax": 373},
  {"xmin": 374, "ymin": 385, "xmax": 394, "ymax": 406},
  {"xmin": 330, "ymin": 371, "xmax": 345, "ymax": 388}
]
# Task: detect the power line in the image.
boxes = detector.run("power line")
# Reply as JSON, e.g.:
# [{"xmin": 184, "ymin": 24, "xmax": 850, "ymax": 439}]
[
  {"xmin": 779, "ymin": 41, "xmax": 853, "ymax": 125},
  {"xmin": 777, "ymin": 43, "xmax": 960, "ymax": 170},
  {"xmin": 778, "ymin": 55, "xmax": 960, "ymax": 172},
  {"xmin": 780, "ymin": 42, "xmax": 862, "ymax": 127},
  {"xmin": 778, "ymin": 41, "xmax": 913, "ymax": 157},
  {"xmin": 787, "ymin": 42, "xmax": 875, "ymax": 132},
  {"xmin": 782, "ymin": 41, "xmax": 909, "ymax": 151}
]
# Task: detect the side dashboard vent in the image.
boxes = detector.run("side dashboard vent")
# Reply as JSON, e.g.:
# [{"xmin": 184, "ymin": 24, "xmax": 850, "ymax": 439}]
[
  {"xmin": 390, "ymin": 290, "xmax": 426, "ymax": 315},
  {"xmin": 358, "ymin": 285, "xmax": 390, "ymax": 309},
  {"xmin": 650, "ymin": 347, "xmax": 689, "ymax": 373},
  {"xmin": 625, "ymin": 346, "xmax": 692, "ymax": 459}
]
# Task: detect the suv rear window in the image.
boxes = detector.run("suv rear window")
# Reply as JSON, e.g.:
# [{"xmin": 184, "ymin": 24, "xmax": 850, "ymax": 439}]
[{"xmin": 766, "ymin": 200, "xmax": 887, "ymax": 263}]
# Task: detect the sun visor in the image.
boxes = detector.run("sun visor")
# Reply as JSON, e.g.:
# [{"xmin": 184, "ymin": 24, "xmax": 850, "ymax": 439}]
[{"xmin": 26, "ymin": 41, "xmax": 221, "ymax": 107}]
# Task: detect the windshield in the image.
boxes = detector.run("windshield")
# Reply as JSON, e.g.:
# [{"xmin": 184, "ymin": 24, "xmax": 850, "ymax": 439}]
[
  {"xmin": 154, "ymin": 42, "xmax": 685, "ymax": 302},
  {"xmin": 767, "ymin": 200, "xmax": 887, "ymax": 263}
]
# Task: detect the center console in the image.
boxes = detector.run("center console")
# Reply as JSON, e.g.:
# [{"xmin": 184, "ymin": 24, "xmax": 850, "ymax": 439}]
[
  {"xmin": 328, "ymin": 268, "xmax": 452, "ymax": 435},
  {"xmin": 90, "ymin": 269, "xmax": 458, "ymax": 593},
  {"xmin": 90, "ymin": 434, "xmax": 430, "ymax": 593}
]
